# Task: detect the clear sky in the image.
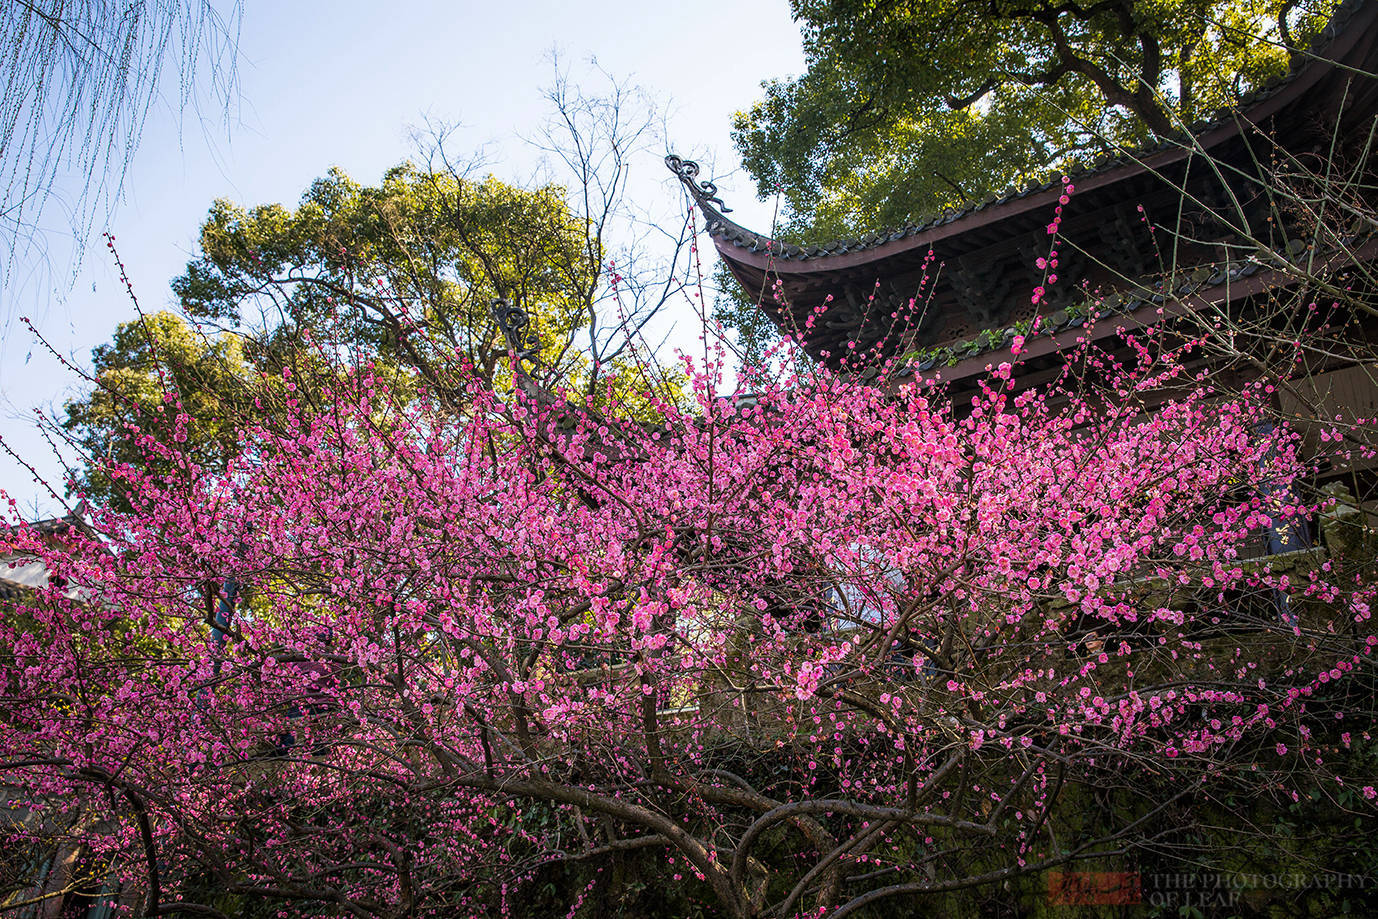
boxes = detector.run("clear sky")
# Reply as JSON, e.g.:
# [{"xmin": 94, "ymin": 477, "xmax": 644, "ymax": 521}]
[{"xmin": 0, "ymin": 0, "xmax": 806, "ymax": 518}]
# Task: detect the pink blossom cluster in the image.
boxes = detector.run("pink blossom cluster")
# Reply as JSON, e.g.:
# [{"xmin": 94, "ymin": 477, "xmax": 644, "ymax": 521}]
[{"xmin": 2, "ymin": 326, "xmax": 1375, "ymax": 917}]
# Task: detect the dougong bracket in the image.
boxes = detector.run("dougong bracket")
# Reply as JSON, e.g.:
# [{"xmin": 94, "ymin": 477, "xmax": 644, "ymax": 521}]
[{"xmin": 665, "ymin": 154, "xmax": 733, "ymax": 213}]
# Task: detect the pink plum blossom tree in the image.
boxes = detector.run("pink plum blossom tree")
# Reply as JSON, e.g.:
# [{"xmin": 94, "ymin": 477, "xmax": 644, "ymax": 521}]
[{"xmin": 3, "ymin": 299, "xmax": 1377, "ymax": 918}]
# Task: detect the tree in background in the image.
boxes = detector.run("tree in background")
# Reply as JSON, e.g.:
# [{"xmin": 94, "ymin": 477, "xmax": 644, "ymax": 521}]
[
  {"xmin": 61, "ymin": 309, "xmax": 253, "ymax": 509},
  {"xmin": 732, "ymin": 0, "xmax": 1340, "ymax": 239},
  {"xmin": 171, "ymin": 164, "xmax": 598, "ymax": 394},
  {"xmin": 59, "ymin": 164, "xmax": 613, "ymax": 508},
  {"xmin": 59, "ymin": 72, "xmax": 693, "ymax": 508}
]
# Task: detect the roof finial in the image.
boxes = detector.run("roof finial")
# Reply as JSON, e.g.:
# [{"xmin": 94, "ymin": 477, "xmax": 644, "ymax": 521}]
[
  {"xmin": 492, "ymin": 298, "xmax": 541, "ymax": 376},
  {"xmin": 665, "ymin": 154, "xmax": 733, "ymax": 213}
]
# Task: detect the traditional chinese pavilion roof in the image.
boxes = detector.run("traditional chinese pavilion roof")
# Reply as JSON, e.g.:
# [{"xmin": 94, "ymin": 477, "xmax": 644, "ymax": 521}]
[
  {"xmin": 1, "ymin": 506, "xmax": 83, "ymax": 601},
  {"xmin": 670, "ymin": 0, "xmax": 1378, "ymax": 375}
]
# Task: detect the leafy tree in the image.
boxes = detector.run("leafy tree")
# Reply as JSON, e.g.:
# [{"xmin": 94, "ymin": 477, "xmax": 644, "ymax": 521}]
[
  {"xmin": 732, "ymin": 0, "xmax": 1341, "ymax": 238},
  {"xmin": 59, "ymin": 71, "xmax": 690, "ymax": 511},
  {"xmin": 64, "ymin": 145, "xmax": 688, "ymax": 506},
  {"xmin": 61, "ymin": 310, "xmax": 255, "ymax": 508},
  {"xmin": 173, "ymin": 163, "xmax": 600, "ymax": 394}
]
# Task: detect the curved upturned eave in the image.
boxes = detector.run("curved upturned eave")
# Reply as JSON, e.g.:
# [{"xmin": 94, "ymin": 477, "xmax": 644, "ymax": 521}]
[{"xmin": 707, "ymin": 0, "xmax": 1376, "ymax": 279}]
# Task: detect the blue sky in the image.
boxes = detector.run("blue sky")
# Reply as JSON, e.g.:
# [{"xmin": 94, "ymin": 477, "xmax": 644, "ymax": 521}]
[{"xmin": 0, "ymin": 0, "xmax": 805, "ymax": 517}]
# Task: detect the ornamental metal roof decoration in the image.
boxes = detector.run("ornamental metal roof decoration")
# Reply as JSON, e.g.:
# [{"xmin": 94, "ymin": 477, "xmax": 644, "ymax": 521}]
[
  {"xmin": 492, "ymin": 298, "xmax": 541, "ymax": 377},
  {"xmin": 669, "ymin": 0, "xmax": 1378, "ymax": 379},
  {"xmin": 664, "ymin": 155, "xmax": 732, "ymax": 213},
  {"xmin": 489, "ymin": 298, "xmax": 647, "ymax": 484}
]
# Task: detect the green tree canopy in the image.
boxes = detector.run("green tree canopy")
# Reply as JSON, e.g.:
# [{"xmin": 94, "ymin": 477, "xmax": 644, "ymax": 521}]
[
  {"xmin": 65, "ymin": 159, "xmax": 688, "ymax": 506},
  {"xmin": 173, "ymin": 163, "xmax": 601, "ymax": 391},
  {"xmin": 65, "ymin": 164, "xmax": 602, "ymax": 507},
  {"xmin": 732, "ymin": 0, "xmax": 1340, "ymax": 239},
  {"xmin": 62, "ymin": 310, "xmax": 255, "ymax": 507}
]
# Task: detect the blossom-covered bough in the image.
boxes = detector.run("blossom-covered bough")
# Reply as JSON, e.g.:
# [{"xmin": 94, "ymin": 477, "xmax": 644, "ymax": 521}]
[{"xmin": 3, "ymin": 296, "xmax": 1377, "ymax": 917}]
